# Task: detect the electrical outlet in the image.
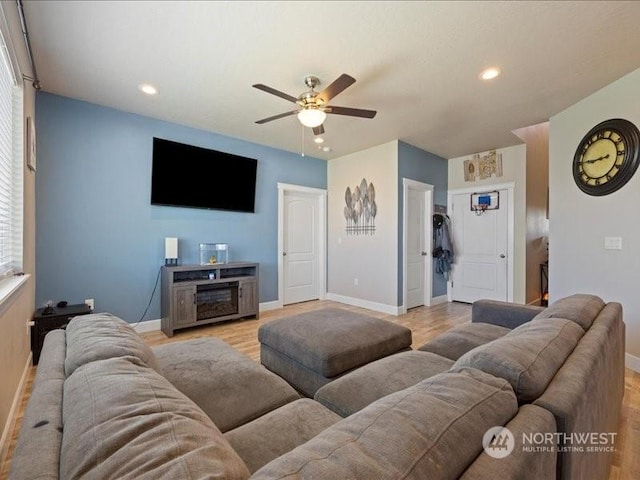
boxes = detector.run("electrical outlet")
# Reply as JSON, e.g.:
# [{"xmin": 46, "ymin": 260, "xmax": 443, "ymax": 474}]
[{"xmin": 85, "ymin": 298, "xmax": 95, "ymax": 310}]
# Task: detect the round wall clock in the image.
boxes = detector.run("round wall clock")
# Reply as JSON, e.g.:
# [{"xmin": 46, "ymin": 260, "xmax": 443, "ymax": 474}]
[{"xmin": 573, "ymin": 118, "xmax": 640, "ymax": 196}]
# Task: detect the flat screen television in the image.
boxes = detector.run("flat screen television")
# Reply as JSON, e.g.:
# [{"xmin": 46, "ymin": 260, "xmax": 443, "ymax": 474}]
[{"xmin": 151, "ymin": 137, "xmax": 257, "ymax": 213}]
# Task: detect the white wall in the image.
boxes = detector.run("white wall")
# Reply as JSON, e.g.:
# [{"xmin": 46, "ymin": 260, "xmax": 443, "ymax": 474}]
[
  {"xmin": 549, "ymin": 66, "xmax": 640, "ymax": 360},
  {"xmin": 449, "ymin": 144, "xmax": 527, "ymax": 304},
  {"xmin": 327, "ymin": 140, "xmax": 399, "ymax": 313}
]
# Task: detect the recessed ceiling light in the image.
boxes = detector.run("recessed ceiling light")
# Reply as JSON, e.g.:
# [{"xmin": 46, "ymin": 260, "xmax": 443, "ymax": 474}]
[
  {"xmin": 479, "ymin": 68, "xmax": 501, "ymax": 81},
  {"xmin": 138, "ymin": 83, "xmax": 158, "ymax": 95},
  {"xmin": 314, "ymin": 137, "xmax": 325, "ymax": 144},
  {"xmin": 322, "ymin": 146, "xmax": 332, "ymax": 152}
]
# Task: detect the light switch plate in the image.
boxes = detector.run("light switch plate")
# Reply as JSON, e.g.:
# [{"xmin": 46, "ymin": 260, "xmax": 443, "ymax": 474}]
[{"xmin": 604, "ymin": 237, "xmax": 622, "ymax": 250}]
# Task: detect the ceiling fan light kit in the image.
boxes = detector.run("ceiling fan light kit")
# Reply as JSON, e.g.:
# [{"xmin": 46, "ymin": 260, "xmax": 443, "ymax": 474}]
[
  {"xmin": 298, "ymin": 108, "xmax": 326, "ymax": 128},
  {"xmin": 253, "ymin": 73, "xmax": 377, "ymax": 137}
]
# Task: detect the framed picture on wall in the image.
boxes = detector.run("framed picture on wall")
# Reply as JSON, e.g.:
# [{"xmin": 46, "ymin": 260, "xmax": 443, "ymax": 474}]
[
  {"xmin": 26, "ymin": 116, "xmax": 36, "ymax": 172},
  {"xmin": 463, "ymin": 156, "xmax": 478, "ymax": 182}
]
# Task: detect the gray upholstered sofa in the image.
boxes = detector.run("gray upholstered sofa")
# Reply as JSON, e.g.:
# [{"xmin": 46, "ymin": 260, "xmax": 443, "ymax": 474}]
[
  {"xmin": 315, "ymin": 294, "xmax": 625, "ymax": 480},
  {"xmin": 10, "ymin": 294, "xmax": 623, "ymax": 479}
]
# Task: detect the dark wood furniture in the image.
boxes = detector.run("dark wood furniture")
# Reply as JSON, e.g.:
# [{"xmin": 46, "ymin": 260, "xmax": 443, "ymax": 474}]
[
  {"xmin": 161, "ymin": 263, "xmax": 259, "ymax": 337},
  {"xmin": 31, "ymin": 303, "xmax": 92, "ymax": 364}
]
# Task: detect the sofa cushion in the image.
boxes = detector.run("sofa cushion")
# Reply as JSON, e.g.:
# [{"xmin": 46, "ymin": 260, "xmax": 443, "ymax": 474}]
[
  {"xmin": 534, "ymin": 293, "xmax": 605, "ymax": 331},
  {"xmin": 418, "ymin": 322, "xmax": 511, "ymax": 360},
  {"xmin": 455, "ymin": 318, "xmax": 584, "ymax": 403},
  {"xmin": 64, "ymin": 313, "xmax": 161, "ymax": 377},
  {"xmin": 315, "ymin": 350, "xmax": 454, "ymax": 417},
  {"xmin": 60, "ymin": 356, "xmax": 250, "ymax": 480},
  {"xmin": 225, "ymin": 399, "xmax": 341, "ymax": 473},
  {"xmin": 460, "ymin": 404, "xmax": 557, "ymax": 479},
  {"xmin": 252, "ymin": 368, "xmax": 518, "ymax": 480},
  {"xmin": 472, "ymin": 299, "xmax": 544, "ymax": 329},
  {"xmin": 153, "ymin": 337, "xmax": 299, "ymax": 432}
]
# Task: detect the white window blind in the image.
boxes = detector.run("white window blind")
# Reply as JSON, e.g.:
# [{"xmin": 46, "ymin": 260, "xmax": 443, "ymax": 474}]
[{"xmin": 0, "ymin": 31, "xmax": 23, "ymax": 278}]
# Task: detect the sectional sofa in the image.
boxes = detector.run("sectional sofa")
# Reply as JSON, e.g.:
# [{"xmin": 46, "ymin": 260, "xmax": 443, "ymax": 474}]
[{"xmin": 9, "ymin": 294, "xmax": 624, "ymax": 479}]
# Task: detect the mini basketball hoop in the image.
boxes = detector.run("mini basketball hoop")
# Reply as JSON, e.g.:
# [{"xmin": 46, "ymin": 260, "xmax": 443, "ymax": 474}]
[
  {"xmin": 470, "ymin": 191, "xmax": 499, "ymax": 216},
  {"xmin": 472, "ymin": 203, "xmax": 489, "ymax": 216}
]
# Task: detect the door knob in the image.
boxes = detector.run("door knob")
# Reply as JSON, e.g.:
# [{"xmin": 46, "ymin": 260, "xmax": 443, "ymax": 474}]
[
  {"xmin": 499, "ymin": 254, "xmax": 506, "ymax": 258},
  {"xmin": 283, "ymin": 252, "xmax": 287, "ymax": 256}
]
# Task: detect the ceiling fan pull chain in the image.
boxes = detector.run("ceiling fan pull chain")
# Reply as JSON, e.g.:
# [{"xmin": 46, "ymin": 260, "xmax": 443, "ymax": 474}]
[{"xmin": 301, "ymin": 124, "xmax": 305, "ymax": 157}]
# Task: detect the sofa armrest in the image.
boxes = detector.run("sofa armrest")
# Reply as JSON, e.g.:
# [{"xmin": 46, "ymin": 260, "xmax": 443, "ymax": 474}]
[
  {"xmin": 472, "ymin": 300, "xmax": 544, "ymax": 329},
  {"xmin": 9, "ymin": 330, "xmax": 66, "ymax": 480}
]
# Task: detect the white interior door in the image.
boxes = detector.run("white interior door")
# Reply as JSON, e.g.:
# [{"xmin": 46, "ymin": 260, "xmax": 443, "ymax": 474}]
[
  {"xmin": 406, "ymin": 188, "xmax": 427, "ymax": 309},
  {"xmin": 283, "ymin": 191, "xmax": 319, "ymax": 304},
  {"xmin": 451, "ymin": 190, "xmax": 508, "ymax": 303}
]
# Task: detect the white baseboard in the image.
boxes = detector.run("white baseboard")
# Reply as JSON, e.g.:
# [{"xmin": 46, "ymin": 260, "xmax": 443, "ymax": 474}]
[
  {"xmin": 133, "ymin": 318, "xmax": 161, "ymax": 333},
  {"xmin": 401, "ymin": 295, "xmax": 449, "ymax": 313},
  {"xmin": 326, "ymin": 293, "xmax": 402, "ymax": 316},
  {"xmin": 431, "ymin": 295, "xmax": 448, "ymax": 306},
  {"xmin": 0, "ymin": 352, "xmax": 32, "ymax": 467},
  {"xmin": 625, "ymin": 353, "xmax": 640, "ymax": 373},
  {"xmin": 259, "ymin": 300, "xmax": 281, "ymax": 312},
  {"xmin": 132, "ymin": 300, "xmax": 283, "ymax": 334}
]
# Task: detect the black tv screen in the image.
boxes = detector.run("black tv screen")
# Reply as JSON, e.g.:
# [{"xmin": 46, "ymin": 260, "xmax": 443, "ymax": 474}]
[{"xmin": 151, "ymin": 138, "xmax": 257, "ymax": 213}]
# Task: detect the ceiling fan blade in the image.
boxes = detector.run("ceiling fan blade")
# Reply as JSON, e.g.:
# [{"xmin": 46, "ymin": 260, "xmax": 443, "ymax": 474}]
[
  {"xmin": 312, "ymin": 124, "xmax": 325, "ymax": 136},
  {"xmin": 255, "ymin": 110, "xmax": 298, "ymax": 124},
  {"xmin": 317, "ymin": 74, "xmax": 356, "ymax": 103},
  {"xmin": 252, "ymin": 84, "xmax": 298, "ymax": 103},
  {"xmin": 326, "ymin": 106, "xmax": 377, "ymax": 119}
]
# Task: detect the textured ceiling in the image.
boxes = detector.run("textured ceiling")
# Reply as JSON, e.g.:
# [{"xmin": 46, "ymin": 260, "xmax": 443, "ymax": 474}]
[{"xmin": 15, "ymin": 1, "xmax": 640, "ymax": 160}]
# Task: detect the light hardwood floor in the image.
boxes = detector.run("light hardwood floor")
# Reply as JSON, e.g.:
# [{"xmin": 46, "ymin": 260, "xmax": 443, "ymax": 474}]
[{"xmin": 1, "ymin": 300, "xmax": 638, "ymax": 479}]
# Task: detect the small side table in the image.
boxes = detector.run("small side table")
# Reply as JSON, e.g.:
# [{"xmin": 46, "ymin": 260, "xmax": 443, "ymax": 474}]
[
  {"xmin": 31, "ymin": 303, "xmax": 92, "ymax": 364},
  {"xmin": 540, "ymin": 262, "xmax": 549, "ymax": 307}
]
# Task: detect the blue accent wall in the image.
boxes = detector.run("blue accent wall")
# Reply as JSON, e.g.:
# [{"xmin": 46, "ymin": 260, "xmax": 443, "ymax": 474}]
[
  {"xmin": 397, "ymin": 141, "xmax": 448, "ymax": 305},
  {"xmin": 35, "ymin": 93, "xmax": 327, "ymax": 323}
]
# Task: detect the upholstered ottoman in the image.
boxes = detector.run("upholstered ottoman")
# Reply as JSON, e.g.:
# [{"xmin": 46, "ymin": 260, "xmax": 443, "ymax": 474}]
[{"xmin": 258, "ymin": 308, "xmax": 412, "ymax": 397}]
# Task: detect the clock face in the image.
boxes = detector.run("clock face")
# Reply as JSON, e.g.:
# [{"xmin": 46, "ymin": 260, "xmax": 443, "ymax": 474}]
[
  {"xmin": 573, "ymin": 119, "xmax": 640, "ymax": 196},
  {"xmin": 578, "ymin": 133, "xmax": 624, "ymax": 185}
]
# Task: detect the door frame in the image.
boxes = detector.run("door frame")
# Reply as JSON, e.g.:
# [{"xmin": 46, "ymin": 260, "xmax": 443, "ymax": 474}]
[
  {"xmin": 446, "ymin": 182, "xmax": 515, "ymax": 303},
  {"xmin": 277, "ymin": 183, "xmax": 327, "ymax": 308},
  {"xmin": 402, "ymin": 178, "xmax": 434, "ymax": 314}
]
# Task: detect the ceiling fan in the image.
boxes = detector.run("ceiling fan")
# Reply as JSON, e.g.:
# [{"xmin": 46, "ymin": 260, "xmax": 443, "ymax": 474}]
[{"xmin": 253, "ymin": 74, "xmax": 377, "ymax": 135}]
